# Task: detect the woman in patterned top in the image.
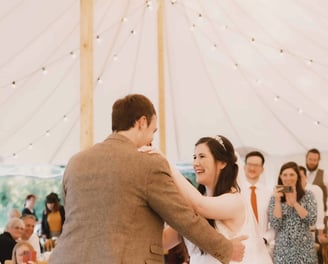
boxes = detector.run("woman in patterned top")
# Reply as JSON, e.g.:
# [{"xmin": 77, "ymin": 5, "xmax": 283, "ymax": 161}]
[{"xmin": 268, "ymin": 161, "xmax": 318, "ymax": 263}]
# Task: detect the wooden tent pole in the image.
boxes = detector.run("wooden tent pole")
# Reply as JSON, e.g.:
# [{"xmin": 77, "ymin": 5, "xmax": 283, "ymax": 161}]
[
  {"xmin": 80, "ymin": 0, "xmax": 94, "ymax": 150},
  {"xmin": 157, "ymin": 0, "xmax": 166, "ymax": 154}
]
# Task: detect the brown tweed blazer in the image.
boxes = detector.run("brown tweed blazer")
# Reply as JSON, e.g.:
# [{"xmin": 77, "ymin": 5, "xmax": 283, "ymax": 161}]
[{"xmin": 49, "ymin": 133, "xmax": 232, "ymax": 263}]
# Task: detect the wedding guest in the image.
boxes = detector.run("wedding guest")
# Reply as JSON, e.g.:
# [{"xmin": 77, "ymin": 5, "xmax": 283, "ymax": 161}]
[
  {"xmin": 300, "ymin": 165, "xmax": 327, "ymax": 263},
  {"xmin": 240, "ymin": 151, "xmax": 274, "ymax": 253},
  {"xmin": 22, "ymin": 194, "xmax": 38, "ymax": 221},
  {"xmin": 305, "ymin": 148, "xmax": 328, "ymax": 212},
  {"xmin": 41, "ymin": 192, "xmax": 65, "ymax": 239},
  {"xmin": 8, "ymin": 208, "xmax": 22, "ymax": 219},
  {"xmin": 268, "ymin": 161, "xmax": 318, "ymax": 263},
  {"xmin": 21, "ymin": 214, "xmax": 41, "ymax": 257},
  {"xmin": 0, "ymin": 217, "xmax": 25, "ymax": 264},
  {"xmin": 11, "ymin": 241, "xmax": 36, "ymax": 264}
]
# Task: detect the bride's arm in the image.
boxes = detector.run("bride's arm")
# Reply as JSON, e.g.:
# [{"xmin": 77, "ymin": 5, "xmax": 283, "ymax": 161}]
[
  {"xmin": 169, "ymin": 164, "xmax": 201, "ymax": 208},
  {"xmin": 169, "ymin": 164, "xmax": 242, "ymax": 221},
  {"xmin": 139, "ymin": 146, "xmax": 242, "ymax": 220}
]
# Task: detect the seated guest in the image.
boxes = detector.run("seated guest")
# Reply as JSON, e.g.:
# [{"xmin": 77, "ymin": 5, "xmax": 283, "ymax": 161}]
[
  {"xmin": 8, "ymin": 208, "xmax": 22, "ymax": 219},
  {"xmin": 22, "ymin": 194, "xmax": 38, "ymax": 221},
  {"xmin": 21, "ymin": 214, "xmax": 41, "ymax": 257},
  {"xmin": 41, "ymin": 192, "xmax": 65, "ymax": 239},
  {"xmin": 11, "ymin": 241, "xmax": 36, "ymax": 264},
  {"xmin": 0, "ymin": 217, "xmax": 25, "ymax": 264}
]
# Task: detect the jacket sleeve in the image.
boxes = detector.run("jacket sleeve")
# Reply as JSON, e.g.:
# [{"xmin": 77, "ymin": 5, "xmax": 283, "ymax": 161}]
[
  {"xmin": 60, "ymin": 206, "xmax": 66, "ymax": 225},
  {"xmin": 145, "ymin": 155, "xmax": 233, "ymax": 264},
  {"xmin": 41, "ymin": 211, "xmax": 50, "ymax": 238}
]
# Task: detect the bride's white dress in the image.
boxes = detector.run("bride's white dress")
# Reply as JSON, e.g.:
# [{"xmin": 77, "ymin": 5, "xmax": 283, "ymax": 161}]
[{"xmin": 184, "ymin": 194, "xmax": 273, "ymax": 264}]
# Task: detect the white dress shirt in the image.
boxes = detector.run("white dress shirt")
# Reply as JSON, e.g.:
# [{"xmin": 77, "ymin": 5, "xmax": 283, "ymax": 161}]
[
  {"xmin": 307, "ymin": 168, "xmax": 328, "ymax": 212},
  {"xmin": 307, "ymin": 168, "xmax": 328, "ymax": 185},
  {"xmin": 305, "ymin": 183, "xmax": 325, "ymax": 230},
  {"xmin": 240, "ymin": 181, "xmax": 275, "ymax": 243},
  {"xmin": 25, "ymin": 233, "xmax": 41, "ymax": 258}
]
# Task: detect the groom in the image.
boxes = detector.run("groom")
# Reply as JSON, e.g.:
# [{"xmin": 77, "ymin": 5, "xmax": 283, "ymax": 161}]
[{"xmin": 49, "ymin": 94, "xmax": 246, "ymax": 263}]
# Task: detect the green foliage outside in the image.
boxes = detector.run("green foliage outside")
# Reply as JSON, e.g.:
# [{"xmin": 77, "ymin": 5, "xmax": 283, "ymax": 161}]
[
  {"xmin": 0, "ymin": 175, "xmax": 62, "ymax": 231},
  {"xmin": 0, "ymin": 163, "xmax": 195, "ymax": 231}
]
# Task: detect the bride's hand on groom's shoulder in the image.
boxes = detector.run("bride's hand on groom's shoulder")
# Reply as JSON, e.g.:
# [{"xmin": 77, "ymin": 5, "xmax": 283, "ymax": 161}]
[{"xmin": 138, "ymin": 145, "xmax": 165, "ymax": 158}]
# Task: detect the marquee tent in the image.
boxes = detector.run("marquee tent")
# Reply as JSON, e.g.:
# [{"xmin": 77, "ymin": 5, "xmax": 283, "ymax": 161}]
[{"xmin": 1, "ymin": 0, "xmax": 328, "ymax": 182}]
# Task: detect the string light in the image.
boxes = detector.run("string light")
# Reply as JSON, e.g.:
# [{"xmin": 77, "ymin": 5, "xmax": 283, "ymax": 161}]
[
  {"xmin": 2, "ymin": 105, "xmax": 78, "ymax": 162},
  {"xmin": 3, "ymin": 1, "xmax": 328, "ymax": 163},
  {"xmin": 11, "ymin": 81, "xmax": 16, "ymax": 88},
  {"xmin": 42, "ymin": 67, "xmax": 48, "ymax": 75},
  {"xmin": 97, "ymin": 77, "xmax": 103, "ymax": 84},
  {"xmin": 121, "ymin": 17, "xmax": 128, "ymax": 22},
  {"xmin": 297, "ymin": 108, "xmax": 303, "ymax": 114},
  {"xmin": 69, "ymin": 51, "xmax": 76, "ymax": 59},
  {"xmin": 96, "ymin": 35, "xmax": 102, "ymax": 43},
  {"xmin": 314, "ymin": 120, "xmax": 320, "ymax": 126},
  {"xmin": 146, "ymin": 0, "xmax": 152, "ymax": 9},
  {"xmin": 211, "ymin": 43, "xmax": 217, "ymax": 51},
  {"xmin": 274, "ymin": 95, "xmax": 280, "ymax": 101}
]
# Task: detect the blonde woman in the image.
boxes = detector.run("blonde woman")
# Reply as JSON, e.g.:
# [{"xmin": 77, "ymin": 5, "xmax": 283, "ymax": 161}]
[
  {"xmin": 11, "ymin": 241, "xmax": 36, "ymax": 264},
  {"xmin": 0, "ymin": 217, "xmax": 25, "ymax": 264}
]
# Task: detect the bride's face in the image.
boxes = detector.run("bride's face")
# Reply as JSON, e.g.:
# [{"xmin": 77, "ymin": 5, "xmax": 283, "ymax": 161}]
[{"xmin": 193, "ymin": 143, "xmax": 221, "ymax": 189}]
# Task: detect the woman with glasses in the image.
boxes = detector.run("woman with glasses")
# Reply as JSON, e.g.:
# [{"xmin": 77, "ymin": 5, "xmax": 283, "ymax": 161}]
[{"xmin": 0, "ymin": 217, "xmax": 25, "ymax": 264}]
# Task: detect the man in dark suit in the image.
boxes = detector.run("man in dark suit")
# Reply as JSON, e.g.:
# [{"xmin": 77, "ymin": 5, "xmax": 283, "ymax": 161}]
[{"xmin": 50, "ymin": 94, "xmax": 246, "ymax": 263}]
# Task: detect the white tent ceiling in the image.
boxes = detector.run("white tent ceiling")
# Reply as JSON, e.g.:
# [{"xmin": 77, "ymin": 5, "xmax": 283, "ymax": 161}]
[{"xmin": 0, "ymin": 0, "xmax": 328, "ymax": 167}]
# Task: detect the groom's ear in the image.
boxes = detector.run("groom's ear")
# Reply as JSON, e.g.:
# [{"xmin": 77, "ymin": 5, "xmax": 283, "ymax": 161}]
[{"xmin": 136, "ymin": 116, "xmax": 147, "ymax": 129}]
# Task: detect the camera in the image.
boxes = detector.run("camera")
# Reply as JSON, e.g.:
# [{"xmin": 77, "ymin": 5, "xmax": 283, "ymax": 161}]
[
  {"xmin": 22, "ymin": 250, "xmax": 37, "ymax": 263},
  {"xmin": 276, "ymin": 185, "xmax": 293, "ymax": 193}
]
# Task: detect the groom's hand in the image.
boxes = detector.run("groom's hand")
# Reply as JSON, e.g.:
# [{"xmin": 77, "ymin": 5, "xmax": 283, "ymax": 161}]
[{"xmin": 230, "ymin": 235, "xmax": 248, "ymax": 262}]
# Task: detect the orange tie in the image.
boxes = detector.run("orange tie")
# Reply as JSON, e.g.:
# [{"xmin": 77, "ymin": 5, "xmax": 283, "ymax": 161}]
[{"xmin": 250, "ymin": 186, "xmax": 258, "ymax": 222}]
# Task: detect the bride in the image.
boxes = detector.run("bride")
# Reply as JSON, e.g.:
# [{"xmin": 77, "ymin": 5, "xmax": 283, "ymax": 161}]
[{"xmin": 145, "ymin": 135, "xmax": 272, "ymax": 264}]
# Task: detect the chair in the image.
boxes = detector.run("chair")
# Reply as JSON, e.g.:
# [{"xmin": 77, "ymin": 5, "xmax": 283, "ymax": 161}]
[
  {"xmin": 4, "ymin": 259, "xmax": 48, "ymax": 264},
  {"xmin": 322, "ymin": 242, "xmax": 328, "ymax": 264}
]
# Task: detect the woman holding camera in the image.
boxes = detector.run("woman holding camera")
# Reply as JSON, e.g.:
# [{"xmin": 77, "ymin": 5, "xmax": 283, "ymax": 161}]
[{"xmin": 268, "ymin": 161, "xmax": 318, "ymax": 263}]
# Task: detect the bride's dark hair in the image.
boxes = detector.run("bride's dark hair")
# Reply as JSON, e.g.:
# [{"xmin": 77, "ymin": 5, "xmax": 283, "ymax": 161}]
[{"xmin": 196, "ymin": 135, "xmax": 239, "ymax": 229}]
